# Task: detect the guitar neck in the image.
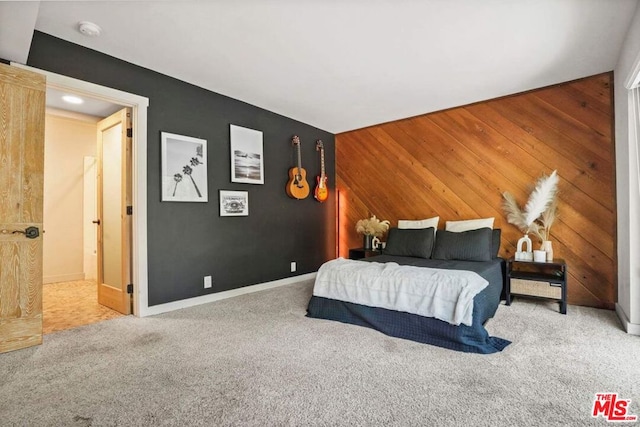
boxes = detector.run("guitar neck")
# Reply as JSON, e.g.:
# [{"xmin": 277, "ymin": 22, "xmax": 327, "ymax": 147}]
[
  {"xmin": 316, "ymin": 140, "xmax": 326, "ymax": 178},
  {"xmin": 292, "ymin": 135, "xmax": 304, "ymax": 176},
  {"xmin": 313, "ymin": 140, "xmax": 328, "ymax": 202}
]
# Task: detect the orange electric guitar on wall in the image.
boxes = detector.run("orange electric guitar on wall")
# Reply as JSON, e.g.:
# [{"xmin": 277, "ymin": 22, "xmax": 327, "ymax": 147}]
[
  {"xmin": 286, "ymin": 135, "xmax": 310, "ymax": 199},
  {"xmin": 314, "ymin": 140, "xmax": 329, "ymax": 203}
]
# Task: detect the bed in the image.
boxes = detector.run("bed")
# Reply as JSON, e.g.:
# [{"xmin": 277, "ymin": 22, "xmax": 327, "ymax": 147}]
[{"xmin": 306, "ymin": 225, "xmax": 511, "ymax": 354}]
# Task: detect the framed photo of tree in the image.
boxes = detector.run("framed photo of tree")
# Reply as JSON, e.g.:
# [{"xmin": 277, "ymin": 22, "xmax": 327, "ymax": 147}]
[
  {"xmin": 230, "ymin": 124, "xmax": 264, "ymax": 184},
  {"xmin": 161, "ymin": 132, "xmax": 208, "ymax": 202}
]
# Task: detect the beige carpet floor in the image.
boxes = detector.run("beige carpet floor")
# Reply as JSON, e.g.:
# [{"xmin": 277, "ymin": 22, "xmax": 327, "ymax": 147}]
[
  {"xmin": 2, "ymin": 280, "xmax": 639, "ymax": 426},
  {"xmin": 43, "ymin": 279, "xmax": 124, "ymax": 334}
]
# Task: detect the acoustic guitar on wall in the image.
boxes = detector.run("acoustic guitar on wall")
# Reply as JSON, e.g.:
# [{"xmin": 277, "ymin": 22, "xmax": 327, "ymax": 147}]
[
  {"xmin": 314, "ymin": 140, "xmax": 329, "ymax": 203},
  {"xmin": 286, "ymin": 135, "xmax": 310, "ymax": 200}
]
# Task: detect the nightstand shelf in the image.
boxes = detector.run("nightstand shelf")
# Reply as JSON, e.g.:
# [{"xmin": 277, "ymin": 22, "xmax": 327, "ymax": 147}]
[
  {"xmin": 348, "ymin": 248, "xmax": 381, "ymax": 260},
  {"xmin": 506, "ymin": 257, "xmax": 567, "ymax": 314}
]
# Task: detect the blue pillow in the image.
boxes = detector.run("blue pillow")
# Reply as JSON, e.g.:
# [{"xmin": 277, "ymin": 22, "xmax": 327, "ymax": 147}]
[
  {"xmin": 383, "ymin": 227, "xmax": 435, "ymax": 259},
  {"xmin": 432, "ymin": 228, "xmax": 493, "ymax": 261},
  {"xmin": 492, "ymin": 229, "xmax": 501, "ymax": 258}
]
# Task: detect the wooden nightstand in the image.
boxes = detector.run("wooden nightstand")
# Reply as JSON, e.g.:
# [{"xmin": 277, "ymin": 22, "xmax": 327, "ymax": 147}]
[
  {"xmin": 506, "ymin": 257, "xmax": 567, "ymax": 314},
  {"xmin": 348, "ymin": 248, "xmax": 381, "ymax": 260}
]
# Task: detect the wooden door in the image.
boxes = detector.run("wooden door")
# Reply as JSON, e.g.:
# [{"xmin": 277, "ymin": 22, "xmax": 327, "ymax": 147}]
[
  {"xmin": 0, "ymin": 63, "xmax": 46, "ymax": 353},
  {"xmin": 96, "ymin": 108, "xmax": 132, "ymax": 315}
]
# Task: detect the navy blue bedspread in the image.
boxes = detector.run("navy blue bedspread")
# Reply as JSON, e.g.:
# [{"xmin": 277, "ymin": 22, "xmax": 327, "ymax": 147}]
[{"xmin": 306, "ymin": 256, "xmax": 511, "ymax": 354}]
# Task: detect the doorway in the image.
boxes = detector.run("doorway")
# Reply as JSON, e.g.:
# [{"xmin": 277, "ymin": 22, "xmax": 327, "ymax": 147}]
[
  {"xmin": 42, "ymin": 103, "xmax": 131, "ymax": 333},
  {"xmin": 0, "ymin": 63, "xmax": 148, "ymax": 353},
  {"xmin": 13, "ymin": 62, "xmax": 150, "ymax": 309}
]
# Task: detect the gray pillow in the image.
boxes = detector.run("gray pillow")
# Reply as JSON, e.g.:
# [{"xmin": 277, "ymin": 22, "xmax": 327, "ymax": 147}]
[
  {"xmin": 492, "ymin": 229, "xmax": 501, "ymax": 258},
  {"xmin": 432, "ymin": 228, "xmax": 493, "ymax": 261},
  {"xmin": 383, "ymin": 227, "xmax": 435, "ymax": 259}
]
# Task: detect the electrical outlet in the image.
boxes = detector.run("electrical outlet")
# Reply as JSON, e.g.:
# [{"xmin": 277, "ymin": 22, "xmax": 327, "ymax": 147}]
[
  {"xmin": 204, "ymin": 275, "xmax": 212, "ymax": 289},
  {"xmin": 290, "ymin": 262, "xmax": 297, "ymax": 272}
]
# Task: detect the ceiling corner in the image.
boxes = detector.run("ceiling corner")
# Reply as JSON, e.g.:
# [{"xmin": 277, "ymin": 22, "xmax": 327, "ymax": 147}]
[{"xmin": 0, "ymin": 1, "xmax": 40, "ymax": 64}]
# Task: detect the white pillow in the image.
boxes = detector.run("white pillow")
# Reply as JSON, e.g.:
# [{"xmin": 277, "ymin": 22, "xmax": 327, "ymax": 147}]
[
  {"xmin": 398, "ymin": 216, "xmax": 439, "ymax": 230},
  {"xmin": 445, "ymin": 217, "xmax": 494, "ymax": 232}
]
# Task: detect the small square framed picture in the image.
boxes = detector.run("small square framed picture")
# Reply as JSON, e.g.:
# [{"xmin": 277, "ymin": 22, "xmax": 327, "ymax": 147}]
[{"xmin": 219, "ymin": 190, "xmax": 249, "ymax": 216}]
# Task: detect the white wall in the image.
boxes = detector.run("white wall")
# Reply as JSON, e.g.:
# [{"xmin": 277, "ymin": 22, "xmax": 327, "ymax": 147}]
[
  {"xmin": 43, "ymin": 110, "xmax": 98, "ymax": 283},
  {"xmin": 615, "ymin": 3, "xmax": 640, "ymax": 335}
]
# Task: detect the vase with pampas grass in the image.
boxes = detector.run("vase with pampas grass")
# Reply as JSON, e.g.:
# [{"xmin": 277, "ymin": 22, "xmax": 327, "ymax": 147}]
[
  {"xmin": 356, "ymin": 215, "xmax": 390, "ymax": 249},
  {"xmin": 536, "ymin": 198, "xmax": 558, "ymax": 261},
  {"xmin": 502, "ymin": 170, "xmax": 559, "ymax": 262}
]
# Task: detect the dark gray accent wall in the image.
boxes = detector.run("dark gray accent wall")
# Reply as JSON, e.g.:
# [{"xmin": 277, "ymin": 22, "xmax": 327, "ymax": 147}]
[{"xmin": 29, "ymin": 32, "xmax": 336, "ymax": 306}]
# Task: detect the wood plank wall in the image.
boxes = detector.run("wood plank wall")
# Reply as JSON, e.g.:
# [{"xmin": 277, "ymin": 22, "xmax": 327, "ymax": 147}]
[{"xmin": 336, "ymin": 72, "xmax": 616, "ymax": 309}]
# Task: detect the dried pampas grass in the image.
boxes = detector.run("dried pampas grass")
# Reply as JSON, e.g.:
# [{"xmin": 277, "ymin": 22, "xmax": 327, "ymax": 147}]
[
  {"xmin": 502, "ymin": 192, "xmax": 532, "ymax": 233},
  {"xmin": 536, "ymin": 197, "xmax": 558, "ymax": 242},
  {"xmin": 356, "ymin": 215, "xmax": 390, "ymax": 237},
  {"xmin": 524, "ymin": 170, "xmax": 558, "ymax": 226},
  {"xmin": 502, "ymin": 170, "xmax": 559, "ymax": 242}
]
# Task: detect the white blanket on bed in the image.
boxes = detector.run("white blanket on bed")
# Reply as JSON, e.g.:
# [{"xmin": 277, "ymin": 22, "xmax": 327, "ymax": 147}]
[{"xmin": 313, "ymin": 258, "xmax": 489, "ymax": 326}]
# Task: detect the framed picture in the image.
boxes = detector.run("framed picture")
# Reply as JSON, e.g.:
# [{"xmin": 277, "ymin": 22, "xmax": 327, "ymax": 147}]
[
  {"xmin": 230, "ymin": 124, "xmax": 264, "ymax": 184},
  {"xmin": 219, "ymin": 190, "xmax": 249, "ymax": 216},
  {"xmin": 161, "ymin": 132, "xmax": 208, "ymax": 202}
]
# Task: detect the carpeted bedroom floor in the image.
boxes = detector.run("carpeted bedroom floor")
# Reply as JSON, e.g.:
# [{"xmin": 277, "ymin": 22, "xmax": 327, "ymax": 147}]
[{"xmin": 1, "ymin": 279, "xmax": 638, "ymax": 426}]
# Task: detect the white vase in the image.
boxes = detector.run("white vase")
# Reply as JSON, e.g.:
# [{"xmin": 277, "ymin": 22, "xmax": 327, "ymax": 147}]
[{"xmin": 541, "ymin": 240, "xmax": 553, "ymax": 261}]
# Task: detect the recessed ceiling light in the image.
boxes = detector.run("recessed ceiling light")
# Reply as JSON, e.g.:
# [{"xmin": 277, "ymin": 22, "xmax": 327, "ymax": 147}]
[
  {"xmin": 62, "ymin": 95, "xmax": 84, "ymax": 105},
  {"xmin": 78, "ymin": 21, "xmax": 102, "ymax": 37}
]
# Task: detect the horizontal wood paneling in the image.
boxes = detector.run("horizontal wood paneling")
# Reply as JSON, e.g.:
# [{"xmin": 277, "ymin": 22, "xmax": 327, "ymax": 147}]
[{"xmin": 336, "ymin": 73, "xmax": 616, "ymax": 309}]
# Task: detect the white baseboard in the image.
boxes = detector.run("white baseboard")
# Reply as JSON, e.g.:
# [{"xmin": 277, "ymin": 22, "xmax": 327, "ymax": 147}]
[
  {"xmin": 615, "ymin": 303, "xmax": 640, "ymax": 335},
  {"xmin": 138, "ymin": 273, "xmax": 316, "ymax": 317},
  {"xmin": 43, "ymin": 272, "xmax": 85, "ymax": 284}
]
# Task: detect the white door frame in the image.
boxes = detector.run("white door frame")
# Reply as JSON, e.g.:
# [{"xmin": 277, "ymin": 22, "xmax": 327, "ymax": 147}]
[{"xmin": 14, "ymin": 63, "xmax": 151, "ymax": 317}]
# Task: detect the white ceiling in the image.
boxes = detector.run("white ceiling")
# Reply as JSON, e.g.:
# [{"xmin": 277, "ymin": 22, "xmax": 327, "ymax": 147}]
[
  {"xmin": 46, "ymin": 87, "xmax": 123, "ymax": 118},
  {"xmin": 1, "ymin": 0, "xmax": 638, "ymax": 133}
]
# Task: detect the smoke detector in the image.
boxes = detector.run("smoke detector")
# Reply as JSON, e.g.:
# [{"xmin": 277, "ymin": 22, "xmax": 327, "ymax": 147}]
[{"xmin": 78, "ymin": 21, "xmax": 102, "ymax": 37}]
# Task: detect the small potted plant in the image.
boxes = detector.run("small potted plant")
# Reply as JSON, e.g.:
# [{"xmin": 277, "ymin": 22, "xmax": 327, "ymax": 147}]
[{"xmin": 356, "ymin": 215, "xmax": 390, "ymax": 249}]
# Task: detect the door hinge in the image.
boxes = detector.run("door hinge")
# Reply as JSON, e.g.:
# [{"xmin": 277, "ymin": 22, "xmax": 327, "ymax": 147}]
[
  {"xmin": 127, "ymin": 284, "xmax": 133, "ymax": 294},
  {"xmin": 127, "ymin": 206, "xmax": 133, "ymax": 215},
  {"xmin": 126, "ymin": 128, "xmax": 133, "ymax": 138}
]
